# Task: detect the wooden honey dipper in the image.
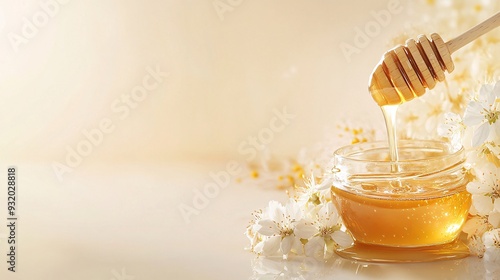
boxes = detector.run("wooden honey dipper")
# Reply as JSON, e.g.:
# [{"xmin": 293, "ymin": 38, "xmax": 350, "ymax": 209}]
[{"xmin": 369, "ymin": 11, "xmax": 500, "ymax": 106}]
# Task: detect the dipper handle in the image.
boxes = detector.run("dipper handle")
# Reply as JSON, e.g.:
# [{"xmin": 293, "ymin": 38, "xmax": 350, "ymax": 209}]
[{"xmin": 446, "ymin": 11, "xmax": 500, "ymax": 53}]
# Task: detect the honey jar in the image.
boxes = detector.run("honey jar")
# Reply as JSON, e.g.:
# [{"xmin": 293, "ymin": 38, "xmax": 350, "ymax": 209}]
[{"xmin": 331, "ymin": 140, "xmax": 471, "ymax": 262}]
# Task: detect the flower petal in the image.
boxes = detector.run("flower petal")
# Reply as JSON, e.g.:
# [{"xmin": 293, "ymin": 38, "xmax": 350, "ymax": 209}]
[
  {"xmin": 319, "ymin": 202, "xmax": 339, "ymax": 227},
  {"xmin": 493, "ymin": 81, "xmax": 500, "ymax": 98},
  {"xmin": 463, "ymin": 101, "xmax": 485, "ymax": 126},
  {"xmin": 468, "ymin": 235, "xmax": 485, "ymax": 258},
  {"xmin": 295, "ymin": 221, "xmax": 317, "ymax": 239},
  {"xmin": 479, "ymin": 84, "xmax": 494, "ymax": 104},
  {"xmin": 318, "ymin": 203, "xmax": 329, "ymax": 220},
  {"xmin": 472, "ymin": 195, "xmax": 494, "ymax": 216},
  {"xmin": 495, "ymin": 122, "xmax": 500, "ymax": 139},
  {"xmin": 262, "ymin": 235, "xmax": 281, "ymax": 256},
  {"xmin": 488, "ymin": 212, "xmax": 500, "ymax": 228},
  {"xmin": 292, "ymin": 236, "xmax": 305, "ymax": 255},
  {"xmin": 462, "ymin": 216, "xmax": 486, "ymax": 237},
  {"xmin": 331, "ymin": 231, "xmax": 353, "ymax": 248},
  {"xmin": 466, "ymin": 181, "xmax": 492, "ymax": 194},
  {"xmin": 257, "ymin": 219, "xmax": 278, "ymax": 236},
  {"xmin": 483, "ymin": 229, "xmax": 500, "ymax": 248},
  {"xmin": 445, "ymin": 112, "xmax": 461, "ymax": 123},
  {"xmin": 305, "ymin": 236, "xmax": 325, "ymax": 258},
  {"xmin": 437, "ymin": 123, "xmax": 452, "ymax": 137},
  {"xmin": 472, "ymin": 122, "xmax": 490, "ymax": 147},
  {"xmin": 268, "ymin": 201, "xmax": 284, "ymax": 223},
  {"xmin": 495, "ymin": 198, "xmax": 500, "ymax": 212},
  {"xmin": 317, "ymin": 176, "xmax": 333, "ymax": 191},
  {"xmin": 281, "ymin": 235, "xmax": 294, "ymax": 255},
  {"xmin": 285, "ymin": 200, "xmax": 302, "ymax": 220}
]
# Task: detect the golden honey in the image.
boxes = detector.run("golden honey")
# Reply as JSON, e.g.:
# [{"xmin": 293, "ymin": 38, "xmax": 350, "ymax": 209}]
[{"xmin": 333, "ymin": 185, "xmax": 470, "ymax": 247}]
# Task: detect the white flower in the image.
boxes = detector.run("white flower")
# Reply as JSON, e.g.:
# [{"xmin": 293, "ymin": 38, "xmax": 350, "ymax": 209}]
[
  {"xmin": 466, "ymin": 162, "xmax": 500, "ymax": 216},
  {"xmin": 304, "ymin": 202, "xmax": 353, "ymax": 259},
  {"xmin": 468, "ymin": 234, "xmax": 486, "ymax": 258},
  {"xmin": 463, "ymin": 216, "xmax": 490, "ymax": 238},
  {"xmin": 256, "ymin": 200, "xmax": 316, "ymax": 257},
  {"xmin": 463, "ymin": 82, "xmax": 500, "ymax": 147},
  {"xmin": 246, "ymin": 209, "xmax": 264, "ymax": 253},
  {"xmin": 296, "ymin": 174, "xmax": 332, "ymax": 207},
  {"xmin": 483, "ymin": 229, "xmax": 500, "ymax": 272},
  {"xmin": 438, "ymin": 112, "xmax": 465, "ymax": 150}
]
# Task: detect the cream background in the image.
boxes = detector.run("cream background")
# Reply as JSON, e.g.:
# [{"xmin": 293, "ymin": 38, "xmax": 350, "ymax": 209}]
[{"xmin": 0, "ymin": 0, "xmax": 411, "ymax": 163}]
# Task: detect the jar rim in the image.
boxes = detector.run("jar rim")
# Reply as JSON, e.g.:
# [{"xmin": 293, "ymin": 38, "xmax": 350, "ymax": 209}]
[
  {"xmin": 333, "ymin": 139, "xmax": 464, "ymax": 164},
  {"xmin": 332, "ymin": 140, "xmax": 467, "ymax": 198}
]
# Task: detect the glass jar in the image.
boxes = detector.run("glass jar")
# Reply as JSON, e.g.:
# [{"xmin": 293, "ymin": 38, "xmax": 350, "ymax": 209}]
[{"xmin": 331, "ymin": 140, "xmax": 471, "ymax": 262}]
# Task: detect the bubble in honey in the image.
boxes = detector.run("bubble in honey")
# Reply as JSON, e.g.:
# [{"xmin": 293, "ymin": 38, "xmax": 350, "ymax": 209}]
[
  {"xmin": 389, "ymin": 180, "xmax": 412, "ymax": 194},
  {"xmin": 361, "ymin": 183, "xmax": 377, "ymax": 191}
]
